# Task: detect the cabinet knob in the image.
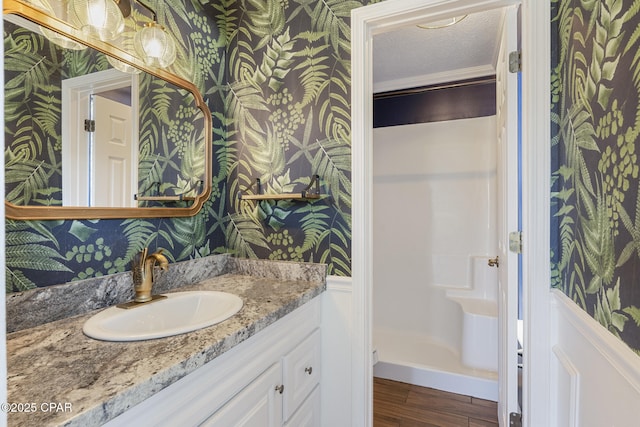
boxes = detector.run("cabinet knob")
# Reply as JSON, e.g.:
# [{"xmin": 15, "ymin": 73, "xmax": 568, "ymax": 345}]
[
  {"xmin": 275, "ymin": 384, "xmax": 284, "ymax": 394},
  {"xmin": 304, "ymin": 366, "xmax": 313, "ymax": 375}
]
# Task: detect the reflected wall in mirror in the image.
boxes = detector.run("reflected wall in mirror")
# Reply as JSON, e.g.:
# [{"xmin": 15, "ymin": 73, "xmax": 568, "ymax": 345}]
[{"xmin": 3, "ymin": 0, "xmax": 212, "ymax": 219}]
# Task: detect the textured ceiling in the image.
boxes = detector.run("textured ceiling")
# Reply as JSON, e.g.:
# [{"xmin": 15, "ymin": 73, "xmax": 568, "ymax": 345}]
[{"xmin": 373, "ymin": 8, "xmax": 505, "ymax": 93}]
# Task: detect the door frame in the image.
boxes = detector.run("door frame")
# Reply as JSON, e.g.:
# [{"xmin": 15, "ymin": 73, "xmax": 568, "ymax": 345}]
[
  {"xmin": 61, "ymin": 69, "xmax": 139, "ymax": 206},
  {"xmin": 350, "ymin": 1, "xmax": 551, "ymax": 426}
]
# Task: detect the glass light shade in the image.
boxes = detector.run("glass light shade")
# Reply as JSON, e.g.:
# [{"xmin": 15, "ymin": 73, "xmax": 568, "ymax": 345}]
[
  {"xmin": 40, "ymin": 27, "xmax": 86, "ymax": 50},
  {"xmin": 134, "ymin": 23, "xmax": 176, "ymax": 68},
  {"xmin": 106, "ymin": 22, "xmax": 141, "ymax": 74},
  {"xmin": 67, "ymin": 0, "xmax": 125, "ymax": 41},
  {"xmin": 27, "ymin": 0, "xmax": 87, "ymax": 49},
  {"xmin": 106, "ymin": 56, "xmax": 142, "ymax": 74}
]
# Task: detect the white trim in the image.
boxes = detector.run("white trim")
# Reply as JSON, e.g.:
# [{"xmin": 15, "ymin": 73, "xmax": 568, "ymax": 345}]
[
  {"xmin": 551, "ymin": 290, "xmax": 640, "ymax": 391},
  {"xmin": 373, "ymin": 64, "xmax": 495, "ymax": 93},
  {"xmin": 351, "ymin": 5, "xmax": 373, "ymax": 424},
  {"xmin": 326, "ymin": 275, "xmax": 352, "ymax": 293},
  {"xmin": 520, "ymin": 1, "xmax": 552, "ymax": 425},
  {"xmin": 551, "ymin": 345, "xmax": 580, "ymax": 427},
  {"xmin": 352, "ymin": 1, "xmax": 550, "ymax": 425}
]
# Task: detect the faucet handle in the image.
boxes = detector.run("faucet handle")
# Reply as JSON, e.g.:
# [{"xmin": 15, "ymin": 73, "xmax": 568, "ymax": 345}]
[
  {"xmin": 134, "ymin": 247, "xmax": 148, "ymax": 264},
  {"xmin": 131, "ymin": 248, "xmax": 148, "ymax": 284}
]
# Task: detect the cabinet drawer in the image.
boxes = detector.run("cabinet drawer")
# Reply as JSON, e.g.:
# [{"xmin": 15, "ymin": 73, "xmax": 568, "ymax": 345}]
[{"xmin": 282, "ymin": 328, "xmax": 321, "ymax": 420}]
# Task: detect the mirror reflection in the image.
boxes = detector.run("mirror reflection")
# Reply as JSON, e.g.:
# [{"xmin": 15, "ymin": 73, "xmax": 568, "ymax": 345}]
[
  {"xmin": 5, "ymin": 15, "xmax": 205, "ymax": 208},
  {"xmin": 3, "ymin": 4, "xmax": 210, "ymax": 217}
]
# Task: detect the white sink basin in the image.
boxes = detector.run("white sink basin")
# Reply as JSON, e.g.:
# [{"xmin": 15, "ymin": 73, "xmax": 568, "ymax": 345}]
[{"xmin": 83, "ymin": 291, "xmax": 243, "ymax": 342}]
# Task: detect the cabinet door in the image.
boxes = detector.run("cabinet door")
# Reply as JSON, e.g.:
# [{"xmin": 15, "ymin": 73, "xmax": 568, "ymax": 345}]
[
  {"xmin": 282, "ymin": 329, "xmax": 321, "ymax": 420},
  {"xmin": 284, "ymin": 386, "xmax": 320, "ymax": 427},
  {"xmin": 201, "ymin": 363, "xmax": 283, "ymax": 427}
]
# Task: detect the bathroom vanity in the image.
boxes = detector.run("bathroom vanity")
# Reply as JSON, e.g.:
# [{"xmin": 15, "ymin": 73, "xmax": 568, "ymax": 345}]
[
  {"xmin": 6, "ymin": 256, "xmax": 326, "ymax": 427},
  {"xmin": 107, "ymin": 296, "xmax": 321, "ymax": 426}
]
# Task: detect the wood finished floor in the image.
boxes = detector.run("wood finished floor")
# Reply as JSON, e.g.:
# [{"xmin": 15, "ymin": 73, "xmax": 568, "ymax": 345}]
[{"xmin": 373, "ymin": 377, "xmax": 499, "ymax": 427}]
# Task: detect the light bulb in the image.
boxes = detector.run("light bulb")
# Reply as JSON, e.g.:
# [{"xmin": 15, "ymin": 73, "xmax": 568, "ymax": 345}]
[
  {"xmin": 67, "ymin": 0, "xmax": 125, "ymax": 41},
  {"xmin": 134, "ymin": 23, "xmax": 176, "ymax": 68}
]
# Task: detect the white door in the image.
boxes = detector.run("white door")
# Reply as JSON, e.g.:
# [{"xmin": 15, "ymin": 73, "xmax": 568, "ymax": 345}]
[
  {"xmin": 93, "ymin": 95, "xmax": 136, "ymax": 207},
  {"xmin": 496, "ymin": 5, "xmax": 520, "ymax": 426},
  {"xmin": 61, "ymin": 69, "xmax": 138, "ymax": 207}
]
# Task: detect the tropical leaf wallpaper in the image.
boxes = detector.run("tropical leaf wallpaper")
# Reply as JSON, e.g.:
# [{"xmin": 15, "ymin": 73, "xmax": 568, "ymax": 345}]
[
  {"xmin": 5, "ymin": 0, "xmax": 372, "ymax": 291},
  {"xmin": 5, "ymin": 0, "xmax": 228, "ymax": 291},
  {"xmin": 4, "ymin": 20, "xmax": 204, "ymax": 206},
  {"xmin": 223, "ymin": 0, "xmax": 372, "ymax": 274},
  {"xmin": 551, "ymin": 0, "xmax": 640, "ymax": 353},
  {"xmin": 136, "ymin": 74, "xmax": 207, "ymax": 204}
]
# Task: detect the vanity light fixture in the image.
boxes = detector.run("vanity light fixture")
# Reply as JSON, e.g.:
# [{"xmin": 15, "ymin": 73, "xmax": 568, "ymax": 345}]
[
  {"xmin": 64, "ymin": 0, "xmax": 176, "ymax": 68},
  {"xmin": 67, "ymin": 0, "xmax": 126, "ymax": 41},
  {"xmin": 27, "ymin": 0, "xmax": 87, "ymax": 49},
  {"xmin": 133, "ymin": 0, "xmax": 176, "ymax": 68},
  {"xmin": 417, "ymin": 15, "xmax": 468, "ymax": 29}
]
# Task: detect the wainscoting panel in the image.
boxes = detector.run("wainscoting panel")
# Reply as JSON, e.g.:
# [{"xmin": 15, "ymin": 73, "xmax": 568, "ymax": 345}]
[
  {"xmin": 551, "ymin": 290, "xmax": 640, "ymax": 426},
  {"xmin": 320, "ymin": 275, "xmax": 352, "ymax": 427},
  {"xmin": 551, "ymin": 345, "xmax": 579, "ymax": 426}
]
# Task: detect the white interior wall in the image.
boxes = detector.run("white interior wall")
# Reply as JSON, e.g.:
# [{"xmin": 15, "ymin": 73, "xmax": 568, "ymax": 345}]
[{"xmin": 372, "ymin": 116, "xmax": 497, "ymax": 352}]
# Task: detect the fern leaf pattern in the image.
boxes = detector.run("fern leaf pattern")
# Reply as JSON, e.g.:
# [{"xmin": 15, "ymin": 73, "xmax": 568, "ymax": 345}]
[
  {"xmin": 552, "ymin": 0, "xmax": 640, "ymax": 353},
  {"xmin": 4, "ymin": 0, "xmax": 227, "ymax": 290},
  {"xmin": 5, "ymin": 0, "xmax": 376, "ymax": 291},
  {"xmin": 224, "ymin": 0, "xmax": 369, "ymax": 271}
]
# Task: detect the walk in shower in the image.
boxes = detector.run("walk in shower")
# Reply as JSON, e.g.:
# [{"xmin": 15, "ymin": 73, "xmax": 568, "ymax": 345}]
[{"xmin": 372, "ymin": 116, "xmax": 499, "ymax": 400}]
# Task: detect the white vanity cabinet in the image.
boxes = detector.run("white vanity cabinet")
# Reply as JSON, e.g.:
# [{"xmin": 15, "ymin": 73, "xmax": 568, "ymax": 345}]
[
  {"xmin": 283, "ymin": 329, "xmax": 321, "ymax": 420},
  {"xmin": 105, "ymin": 297, "xmax": 321, "ymax": 427},
  {"xmin": 200, "ymin": 363, "xmax": 283, "ymax": 427}
]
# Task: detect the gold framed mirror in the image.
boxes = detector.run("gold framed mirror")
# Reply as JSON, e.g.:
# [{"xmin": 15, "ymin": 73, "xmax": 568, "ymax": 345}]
[{"xmin": 4, "ymin": 0, "xmax": 212, "ymax": 219}]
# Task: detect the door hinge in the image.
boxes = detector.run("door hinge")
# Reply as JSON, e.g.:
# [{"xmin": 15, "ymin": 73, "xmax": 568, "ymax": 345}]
[
  {"xmin": 509, "ymin": 50, "xmax": 521, "ymax": 73},
  {"xmin": 509, "ymin": 231, "xmax": 522, "ymax": 253},
  {"xmin": 84, "ymin": 119, "xmax": 96, "ymax": 133},
  {"xmin": 509, "ymin": 412, "xmax": 522, "ymax": 427}
]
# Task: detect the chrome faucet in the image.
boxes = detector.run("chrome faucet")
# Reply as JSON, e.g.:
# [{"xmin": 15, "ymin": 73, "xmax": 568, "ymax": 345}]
[{"xmin": 131, "ymin": 248, "xmax": 169, "ymax": 303}]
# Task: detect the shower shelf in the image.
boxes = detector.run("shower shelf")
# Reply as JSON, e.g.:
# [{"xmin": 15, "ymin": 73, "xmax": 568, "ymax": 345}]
[{"xmin": 237, "ymin": 175, "xmax": 321, "ymax": 201}]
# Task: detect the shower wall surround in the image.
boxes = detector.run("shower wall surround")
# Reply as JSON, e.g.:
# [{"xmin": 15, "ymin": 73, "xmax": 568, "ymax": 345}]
[
  {"xmin": 551, "ymin": 0, "xmax": 640, "ymax": 353},
  {"xmin": 6, "ymin": 0, "xmax": 373, "ymax": 291}
]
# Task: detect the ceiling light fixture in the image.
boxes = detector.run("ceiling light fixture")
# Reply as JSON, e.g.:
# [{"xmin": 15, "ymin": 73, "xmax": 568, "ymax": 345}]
[{"xmin": 417, "ymin": 15, "xmax": 468, "ymax": 30}]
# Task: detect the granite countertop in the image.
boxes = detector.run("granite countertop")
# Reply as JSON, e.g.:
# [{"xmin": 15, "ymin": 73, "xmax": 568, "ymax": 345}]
[{"xmin": 6, "ymin": 269, "xmax": 325, "ymax": 427}]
